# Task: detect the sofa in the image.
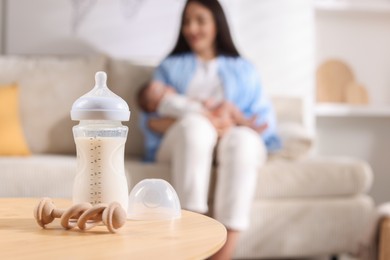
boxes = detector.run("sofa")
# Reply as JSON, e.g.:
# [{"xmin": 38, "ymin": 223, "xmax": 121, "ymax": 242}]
[{"xmin": 0, "ymin": 55, "xmax": 374, "ymax": 259}]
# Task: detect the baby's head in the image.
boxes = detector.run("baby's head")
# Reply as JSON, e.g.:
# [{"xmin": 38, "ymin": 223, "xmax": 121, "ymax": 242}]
[{"xmin": 137, "ymin": 81, "xmax": 175, "ymax": 113}]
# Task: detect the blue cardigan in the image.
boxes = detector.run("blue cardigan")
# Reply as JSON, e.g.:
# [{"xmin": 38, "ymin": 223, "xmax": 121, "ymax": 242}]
[{"xmin": 140, "ymin": 53, "xmax": 281, "ymax": 162}]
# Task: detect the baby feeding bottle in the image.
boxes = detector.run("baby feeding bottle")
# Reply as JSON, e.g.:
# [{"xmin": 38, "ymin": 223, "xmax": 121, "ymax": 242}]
[{"xmin": 70, "ymin": 71, "xmax": 130, "ymax": 212}]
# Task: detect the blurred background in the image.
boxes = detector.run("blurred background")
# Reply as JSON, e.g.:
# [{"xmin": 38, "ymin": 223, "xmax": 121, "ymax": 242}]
[{"xmin": 0, "ymin": 0, "xmax": 389, "ymax": 205}]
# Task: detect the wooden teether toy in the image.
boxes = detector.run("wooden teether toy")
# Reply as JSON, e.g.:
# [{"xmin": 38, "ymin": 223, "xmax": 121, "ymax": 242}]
[{"xmin": 33, "ymin": 198, "xmax": 126, "ymax": 233}]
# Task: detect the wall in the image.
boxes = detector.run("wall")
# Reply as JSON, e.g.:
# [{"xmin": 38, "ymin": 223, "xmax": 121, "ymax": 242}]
[{"xmin": 4, "ymin": 0, "xmax": 184, "ymax": 63}]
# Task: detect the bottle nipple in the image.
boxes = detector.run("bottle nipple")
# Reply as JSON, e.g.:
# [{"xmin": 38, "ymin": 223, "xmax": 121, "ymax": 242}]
[
  {"xmin": 91, "ymin": 71, "xmax": 111, "ymax": 97},
  {"xmin": 70, "ymin": 71, "xmax": 130, "ymax": 121},
  {"xmin": 95, "ymin": 71, "xmax": 107, "ymax": 89}
]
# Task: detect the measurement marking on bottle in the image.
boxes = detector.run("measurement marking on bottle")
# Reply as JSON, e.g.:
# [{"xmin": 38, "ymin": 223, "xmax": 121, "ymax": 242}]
[{"xmin": 89, "ymin": 136, "xmax": 103, "ymax": 205}]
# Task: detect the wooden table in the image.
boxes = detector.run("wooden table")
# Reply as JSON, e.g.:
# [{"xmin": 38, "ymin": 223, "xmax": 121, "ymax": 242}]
[
  {"xmin": 380, "ymin": 217, "xmax": 390, "ymax": 260},
  {"xmin": 0, "ymin": 198, "xmax": 227, "ymax": 260}
]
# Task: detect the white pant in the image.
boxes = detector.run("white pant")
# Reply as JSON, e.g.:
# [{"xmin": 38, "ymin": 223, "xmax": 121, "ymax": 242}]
[{"xmin": 157, "ymin": 114, "xmax": 267, "ymax": 230}]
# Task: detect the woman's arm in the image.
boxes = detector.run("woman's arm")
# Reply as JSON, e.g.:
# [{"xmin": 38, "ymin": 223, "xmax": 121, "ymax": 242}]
[
  {"xmin": 243, "ymin": 61, "xmax": 282, "ymax": 151},
  {"xmin": 148, "ymin": 112, "xmax": 231, "ymax": 136},
  {"xmin": 148, "ymin": 117, "xmax": 176, "ymax": 134}
]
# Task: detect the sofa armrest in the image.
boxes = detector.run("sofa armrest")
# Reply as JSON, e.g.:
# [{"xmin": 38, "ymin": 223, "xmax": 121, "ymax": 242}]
[{"xmin": 270, "ymin": 122, "xmax": 314, "ymax": 160}]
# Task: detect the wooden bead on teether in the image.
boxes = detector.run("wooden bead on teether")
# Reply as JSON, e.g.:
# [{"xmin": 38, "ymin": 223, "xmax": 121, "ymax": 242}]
[
  {"xmin": 77, "ymin": 202, "xmax": 127, "ymax": 233},
  {"xmin": 102, "ymin": 202, "xmax": 127, "ymax": 233},
  {"xmin": 77, "ymin": 204, "xmax": 107, "ymax": 231},
  {"xmin": 60, "ymin": 203, "xmax": 94, "ymax": 229},
  {"xmin": 34, "ymin": 198, "xmax": 66, "ymax": 228}
]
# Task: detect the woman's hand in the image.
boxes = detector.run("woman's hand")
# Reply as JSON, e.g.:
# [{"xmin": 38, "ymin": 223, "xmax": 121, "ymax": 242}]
[
  {"xmin": 240, "ymin": 115, "xmax": 268, "ymax": 134},
  {"xmin": 148, "ymin": 117, "xmax": 176, "ymax": 134},
  {"xmin": 251, "ymin": 121, "xmax": 268, "ymax": 134},
  {"xmin": 206, "ymin": 101, "xmax": 269, "ymax": 135},
  {"xmin": 203, "ymin": 111, "xmax": 234, "ymax": 137}
]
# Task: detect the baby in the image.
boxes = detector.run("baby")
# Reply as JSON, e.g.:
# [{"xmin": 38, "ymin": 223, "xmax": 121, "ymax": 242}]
[
  {"xmin": 137, "ymin": 81, "xmax": 267, "ymax": 132},
  {"xmin": 137, "ymin": 81, "xmax": 204, "ymax": 118}
]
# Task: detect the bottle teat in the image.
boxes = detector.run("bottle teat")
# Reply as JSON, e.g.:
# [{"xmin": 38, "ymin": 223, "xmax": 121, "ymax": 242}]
[
  {"xmin": 95, "ymin": 71, "xmax": 106, "ymax": 87},
  {"xmin": 70, "ymin": 71, "xmax": 130, "ymax": 121}
]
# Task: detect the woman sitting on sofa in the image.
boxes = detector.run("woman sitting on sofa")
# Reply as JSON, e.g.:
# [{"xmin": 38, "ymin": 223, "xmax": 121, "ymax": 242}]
[{"xmin": 139, "ymin": 0, "xmax": 281, "ymax": 258}]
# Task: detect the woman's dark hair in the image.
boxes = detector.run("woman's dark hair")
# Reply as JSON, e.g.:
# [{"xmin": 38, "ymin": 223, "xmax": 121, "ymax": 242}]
[{"xmin": 169, "ymin": 0, "xmax": 240, "ymax": 57}]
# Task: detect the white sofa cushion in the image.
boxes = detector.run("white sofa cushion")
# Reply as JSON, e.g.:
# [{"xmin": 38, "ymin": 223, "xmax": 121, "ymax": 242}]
[
  {"xmin": 0, "ymin": 55, "xmax": 107, "ymax": 154},
  {"xmin": 0, "ymin": 155, "xmax": 76, "ymax": 198},
  {"xmin": 256, "ymin": 157, "xmax": 373, "ymax": 199}
]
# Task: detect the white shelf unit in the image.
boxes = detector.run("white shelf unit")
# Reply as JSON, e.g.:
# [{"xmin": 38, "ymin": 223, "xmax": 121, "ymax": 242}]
[
  {"xmin": 315, "ymin": 0, "xmax": 390, "ymax": 13},
  {"xmin": 316, "ymin": 103, "xmax": 390, "ymax": 117}
]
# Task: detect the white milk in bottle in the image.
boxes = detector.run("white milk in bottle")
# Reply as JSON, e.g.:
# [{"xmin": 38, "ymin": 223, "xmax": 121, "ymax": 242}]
[{"xmin": 71, "ymin": 72, "xmax": 130, "ymax": 212}]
